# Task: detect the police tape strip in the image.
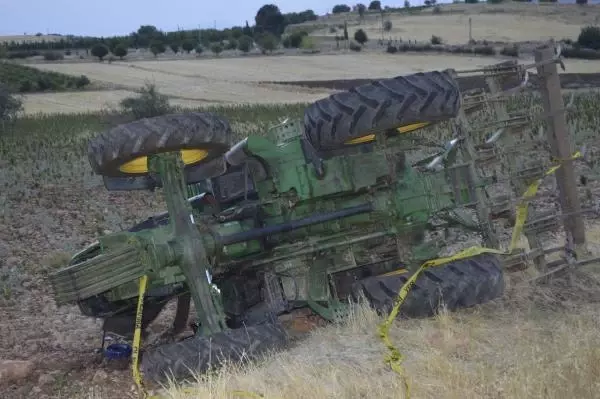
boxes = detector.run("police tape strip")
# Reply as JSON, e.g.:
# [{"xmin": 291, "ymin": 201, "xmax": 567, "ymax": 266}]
[{"xmin": 377, "ymin": 151, "xmax": 582, "ymax": 398}]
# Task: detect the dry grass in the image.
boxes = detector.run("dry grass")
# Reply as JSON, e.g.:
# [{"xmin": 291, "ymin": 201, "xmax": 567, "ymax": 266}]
[
  {"xmin": 148, "ymin": 218, "xmax": 600, "ymax": 399},
  {"xmin": 311, "ymin": 3, "xmax": 600, "ymax": 44},
  {"xmin": 156, "ymin": 274, "xmax": 600, "ymax": 399}
]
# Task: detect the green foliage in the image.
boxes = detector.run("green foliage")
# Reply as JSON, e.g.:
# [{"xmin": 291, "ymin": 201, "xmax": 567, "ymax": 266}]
[
  {"xmin": 465, "ymin": 0, "xmax": 479, "ymax": 3},
  {"xmin": 211, "ymin": 43, "xmax": 223, "ymax": 56},
  {"xmin": 578, "ymin": 26, "xmax": 600, "ymax": 50},
  {"xmin": 576, "ymin": 0, "xmax": 588, "ymax": 4},
  {"xmin": 119, "ymin": 83, "xmax": 172, "ymax": 120},
  {"xmin": 90, "ymin": 43, "xmax": 109, "ymax": 61},
  {"xmin": 182, "ymin": 40, "xmax": 195, "ymax": 53},
  {"xmin": 255, "ymin": 4, "xmax": 286, "ymax": 37},
  {"xmin": 195, "ymin": 45, "xmax": 204, "ymax": 55},
  {"xmin": 562, "ymin": 46, "xmax": 600, "ymax": 60},
  {"xmin": 283, "ymin": 31, "xmax": 309, "ymax": 48},
  {"xmin": 368, "ymin": 1, "xmax": 382, "ymax": 10},
  {"xmin": 0, "ymin": 62, "xmax": 90, "ymax": 93},
  {"xmin": 225, "ymin": 40, "xmax": 238, "ymax": 50},
  {"xmin": 383, "ymin": 20, "xmax": 393, "ymax": 32},
  {"xmin": 0, "ymin": 83, "xmax": 23, "ymax": 129},
  {"xmin": 354, "ymin": 29, "xmax": 368, "ymax": 45},
  {"xmin": 431, "ymin": 35, "xmax": 442, "ymax": 45},
  {"xmin": 170, "ymin": 43, "xmax": 180, "ymax": 53},
  {"xmin": 300, "ymin": 36, "xmax": 317, "ymax": 51},
  {"xmin": 43, "ymin": 51, "xmax": 63, "ymax": 61},
  {"xmin": 500, "ymin": 44, "xmax": 519, "ymax": 57},
  {"xmin": 349, "ymin": 40, "xmax": 362, "ymax": 51},
  {"xmin": 487, "ymin": 0, "xmax": 504, "ymax": 3},
  {"xmin": 237, "ymin": 35, "xmax": 254, "ymax": 53},
  {"xmin": 149, "ymin": 41, "xmax": 166, "ymax": 57},
  {"xmin": 343, "ymin": 22, "xmax": 349, "ymax": 40},
  {"xmin": 256, "ymin": 32, "xmax": 279, "ymax": 54},
  {"xmin": 332, "ymin": 4, "xmax": 351, "ymax": 13},
  {"xmin": 113, "ymin": 44, "xmax": 128, "ymax": 59}
]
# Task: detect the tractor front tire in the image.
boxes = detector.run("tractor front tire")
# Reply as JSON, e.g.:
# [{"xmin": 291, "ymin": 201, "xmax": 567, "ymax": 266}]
[
  {"xmin": 303, "ymin": 69, "xmax": 461, "ymax": 151},
  {"xmin": 140, "ymin": 321, "xmax": 289, "ymax": 382},
  {"xmin": 351, "ymin": 253, "xmax": 504, "ymax": 318},
  {"xmin": 87, "ymin": 112, "xmax": 234, "ymax": 177}
]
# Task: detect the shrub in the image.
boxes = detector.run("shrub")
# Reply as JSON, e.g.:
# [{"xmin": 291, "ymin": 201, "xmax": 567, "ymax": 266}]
[
  {"xmin": 354, "ymin": 29, "xmax": 368, "ymax": 45},
  {"xmin": 195, "ymin": 45, "xmax": 204, "ymax": 55},
  {"xmin": 0, "ymin": 83, "xmax": 23, "ymax": 130},
  {"xmin": 500, "ymin": 44, "xmax": 519, "ymax": 57},
  {"xmin": 238, "ymin": 35, "xmax": 253, "ymax": 53},
  {"xmin": 300, "ymin": 36, "xmax": 317, "ymax": 51},
  {"xmin": 113, "ymin": 44, "xmax": 128, "ymax": 60},
  {"xmin": 473, "ymin": 45, "xmax": 496, "ymax": 56},
  {"xmin": 170, "ymin": 43, "xmax": 180, "ymax": 53},
  {"xmin": 43, "ymin": 51, "xmax": 63, "ymax": 61},
  {"xmin": 369, "ymin": 1, "xmax": 382, "ymax": 10},
  {"xmin": 182, "ymin": 40, "xmax": 195, "ymax": 53},
  {"xmin": 119, "ymin": 83, "xmax": 172, "ymax": 120},
  {"xmin": 383, "ymin": 20, "xmax": 393, "ymax": 32},
  {"xmin": 211, "ymin": 43, "xmax": 223, "ymax": 56},
  {"xmin": 149, "ymin": 41, "xmax": 166, "ymax": 57},
  {"xmin": 387, "ymin": 44, "xmax": 398, "ymax": 53},
  {"xmin": 578, "ymin": 26, "xmax": 600, "ymax": 50},
  {"xmin": 349, "ymin": 40, "xmax": 362, "ymax": 51},
  {"xmin": 225, "ymin": 40, "xmax": 237, "ymax": 50},
  {"xmin": 562, "ymin": 46, "xmax": 600, "ymax": 60},
  {"xmin": 75, "ymin": 75, "xmax": 90, "ymax": 88},
  {"xmin": 257, "ymin": 33, "xmax": 279, "ymax": 54},
  {"xmin": 431, "ymin": 35, "xmax": 442, "ymax": 45},
  {"xmin": 576, "ymin": 0, "xmax": 588, "ymax": 4},
  {"xmin": 91, "ymin": 43, "xmax": 109, "ymax": 61}
]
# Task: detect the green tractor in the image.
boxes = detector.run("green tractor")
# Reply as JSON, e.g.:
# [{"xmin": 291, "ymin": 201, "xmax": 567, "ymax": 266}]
[{"xmin": 49, "ymin": 70, "xmax": 506, "ymax": 382}]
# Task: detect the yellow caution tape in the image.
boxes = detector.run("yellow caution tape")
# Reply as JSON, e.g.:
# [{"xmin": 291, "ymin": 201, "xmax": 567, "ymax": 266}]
[{"xmin": 378, "ymin": 151, "xmax": 582, "ymax": 398}]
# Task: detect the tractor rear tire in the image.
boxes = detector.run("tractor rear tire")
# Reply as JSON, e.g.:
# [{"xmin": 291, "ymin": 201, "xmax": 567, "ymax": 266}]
[
  {"xmin": 351, "ymin": 253, "xmax": 504, "ymax": 318},
  {"xmin": 140, "ymin": 321, "xmax": 289, "ymax": 382},
  {"xmin": 87, "ymin": 112, "xmax": 234, "ymax": 177},
  {"xmin": 303, "ymin": 70, "xmax": 461, "ymax": 151}
]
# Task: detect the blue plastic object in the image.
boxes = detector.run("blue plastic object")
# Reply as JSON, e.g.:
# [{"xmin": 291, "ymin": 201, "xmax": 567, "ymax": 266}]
[{"xmin": 104, "ymin": 343, "xmax": 132, "ymax": 359}]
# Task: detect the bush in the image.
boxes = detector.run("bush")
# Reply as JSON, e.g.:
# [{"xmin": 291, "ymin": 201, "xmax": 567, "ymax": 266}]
[
  {"xmin": 149, "ymin": 41, "xmax": 166, "ymax": 57},
  {"xmin": 562, "ymin": 46, "xmax": 600, "ymax": 60},
  {"xmin": 119, "ymin": 83, "xmax": 172, "ymax": 120},
  {"xmin": 349, "ymin": 40, "xmax": 362, "ymax": 51},
  {"xmin": 225, "ymin": 40, "xmax": 237, "ymax": 50},
  {"xmin": 43, "ymin": 51, "xmax": 64, "ymax": 61},
  {"xmin": 257, "ymin": 33, "xmax": 279, "ymax": 54},
  {"xmin": 500, "ymin": 44, "xmax": 519, "ymax": 57},
  {"xmin": 473, "ymin": 45, "xmax": 496, "ymax": 56},
  {"xmin": 354, "ymin": 29, "xmax": 368, "ymax": 45},
  {"xmin": 300, "ymin": 36, "xmax": 318, "ymax": 51},
  {"xmin": 383, "ymin": 20, "xmax": 393, "ymax": 32},
  {"xmin": 387, "ymin": 44, "xmax": 398, "ymax": 53},
  {"xmin": 113, "ymin": 44, "xmax": 128, "ymax": 60},
  {"xmin": 182, "ymin": 40, "xmax": 195, "ymax": 53},
  {"xmin": 578, "ymin": 26, "xmax": 600, "ymax": 50},
  {"xmin": 0, "ymin": 83, "xmax": 23, "ymax": 129},
  {"xmin": 195, "ymin": 45, "xmax": 204, "ymax": 55},
  {"xmin": 431, "ymin": 35, "xmax": 442, "ymax": 45},
  {"xmin": 211, "ymin": 43, "xmax": 223, "ymax": 56},
  {"xmin": 238, "ymin": 35, "xmax": 253, "ymax": 53},
  {"xmin": 0, "ymin": 62, "xmax": 91, "ymax": 93},
  {"xmin": 7, "ymin": 50, "xmax": 41, "ymax": 59},
  {"xmin": 91, "ymin": 43, "xmax": 109, "ymax": 61},
  {"xmin": 332, "ymin": 4, "xmax": 351, "ymax": 13}
]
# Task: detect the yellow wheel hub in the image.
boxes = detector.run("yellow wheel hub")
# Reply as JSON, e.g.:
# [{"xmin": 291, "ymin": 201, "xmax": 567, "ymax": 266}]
[
  {"xmin": 118, "ymin": 149, "xmax": 210, "ymax": 174},
  {"xmin": 344, "ymin": 122, "xmax": 431, "ymax": 145}
]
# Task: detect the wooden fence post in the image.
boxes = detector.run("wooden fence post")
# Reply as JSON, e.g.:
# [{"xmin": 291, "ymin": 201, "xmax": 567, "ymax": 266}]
[{"xmin": 534, "ymin": 44, "xmax": 586, "ymax": 249}]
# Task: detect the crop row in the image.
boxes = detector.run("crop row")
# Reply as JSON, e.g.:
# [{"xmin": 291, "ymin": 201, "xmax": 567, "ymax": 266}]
[{"xmin": 0, "ymin": 62, "xmax": 90, "ymax": 93}]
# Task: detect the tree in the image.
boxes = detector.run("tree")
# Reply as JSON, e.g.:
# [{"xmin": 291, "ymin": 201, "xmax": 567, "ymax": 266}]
[
  {"xmin": 211, "ymin": 43, "xmax": 223, "ymax": 56},
  {"xmin": 578, "ymin": 26, "xmax": 600, "ymax": 50},
  {"xmin": 404, "ymin": 0, "xmax": 410, "ymax": 8},
  {"xmin": 357, "ymin": 4, "xmax": 366, "ymax": 22},
  {"xmin": 383, "ymin": 20, "xmax": 393, "ymax": 32},
  {"xmin": 354, "ymin": 29, "xmax": 368, "ymax": 45},
  {"xmin": 242, "ymin": 20, "xmax": 253, "ymax": 36},
  {"xmin": 90, "ymin": 43, "xmax": 109, "ymax": 61},
  {"xmin": 343, "ymin": 22, "xmax": 349, "ymax": 40},
  {"xmin": 170, "ymin": 43, "xmax": 180, "ymax": 54},
  {"xmin": 238, "ymin": 35, "xmax": 254, "ymax": 53},
  {"xmin": 182, "ymin": 40, "xmax": 195, "ymax": 53},
  {"xmin": 576, "ymin": 0, "xmax": 588, "ymax": 5},
  {"xmin": 113, "ymin": 43, "xmax": 128, "ymax": 60},
  {"xmin": 255, "ymin": 4, "xmax": 286, "ymax": 37},
  {"xmin": 332, "ymin": 4, "xmax": 351, "ymax": 13},
  {"xmin": 195, "ymin": 45, "xmax": 204, "ymax": 55},
  {"xmin": 368, "ymin": 0, "xmax": 381, "ymax": 10},
  {"xmin": 149, "ymin": 41, "xmax": 166, "ymax": 57},
  {"xmin": 256, "ymin": 32, "xmax": 278, "ymax": 54}
]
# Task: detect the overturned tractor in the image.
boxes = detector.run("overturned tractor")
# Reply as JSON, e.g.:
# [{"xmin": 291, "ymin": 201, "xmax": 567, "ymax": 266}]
[{"xmin": 49, "ymin": 69, "xmax": 511, "ymax": 382}]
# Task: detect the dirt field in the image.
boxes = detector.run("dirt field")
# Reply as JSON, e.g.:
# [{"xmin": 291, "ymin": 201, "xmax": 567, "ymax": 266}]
[
  {"xmin": 0, "ymin": 34, "xmax": 63, "ymax": 44},
  {"xmin": 309, "ymin": 3, "xmax": 600, "ymax": 44},
  {"xmin": 20, "ymin": 53, "xmax": 600, "ymax": 114}
]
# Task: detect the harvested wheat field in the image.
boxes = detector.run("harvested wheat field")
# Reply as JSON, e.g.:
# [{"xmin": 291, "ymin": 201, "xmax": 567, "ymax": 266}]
[
  {"xmin": 23, "ymin": 52, "xmax": 600, "ymax": 114},
  {"xmin": 310, "ymin": 3, "xmax": 600, "ymax": 45}
]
